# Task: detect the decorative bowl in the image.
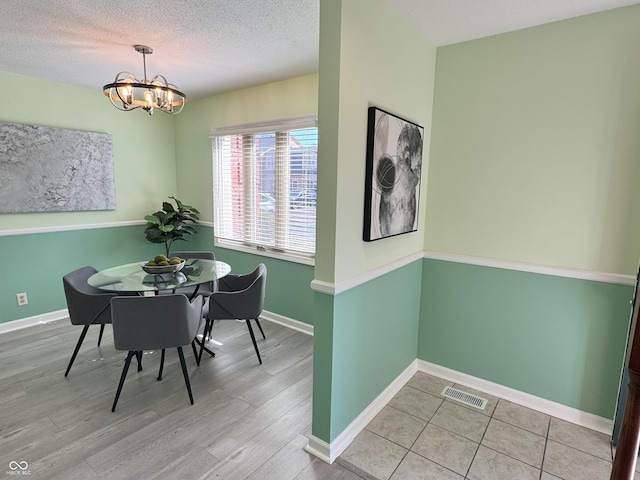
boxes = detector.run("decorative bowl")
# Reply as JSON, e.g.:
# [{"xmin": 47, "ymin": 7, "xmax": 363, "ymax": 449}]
[{"xmin": 141, "ymin": 260, "xmax": 186, "ymax": 275}]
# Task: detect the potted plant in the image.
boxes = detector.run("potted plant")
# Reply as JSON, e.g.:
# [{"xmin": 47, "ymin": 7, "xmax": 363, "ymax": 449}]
[{"xmin": 144, "ymin": 196, "xmax": 200, "ymax": 257}]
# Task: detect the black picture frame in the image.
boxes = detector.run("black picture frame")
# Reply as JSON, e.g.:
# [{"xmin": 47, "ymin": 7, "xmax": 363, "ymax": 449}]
[{"xmin": 363, "ymin": 106, "xmax": 424, "ymax": 242}]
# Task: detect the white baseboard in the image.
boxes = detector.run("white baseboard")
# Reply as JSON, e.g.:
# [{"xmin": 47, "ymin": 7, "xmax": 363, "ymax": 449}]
[
  {"xmin": 1, "ymin": 308, "xmax": 312, "ymax": 338},
  {"xmin": 0, "ymin": 309, "xmax": 68, "ymax": 334},
  {"xmin": 418, "ymin": 360, "xmax": 613, "ymax": 435},
  {"xmin": 304, "ymin": 435, "xmax": 331, "ymax": 464},
  {"xmin": 260, "ymin": 310, "xmax": 314, "ymax": 336},
  {"xmin": 306, "ymin": 360, "xmax": 418, "ymax": 464},
  {"xmin": 305, "ymin": 358, "xmax": 614, "ymax": 465}
]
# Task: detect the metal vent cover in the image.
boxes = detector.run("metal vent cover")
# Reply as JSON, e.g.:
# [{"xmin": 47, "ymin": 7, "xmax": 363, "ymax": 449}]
[{"xmin": 441, "ymin": 386, "xmax": 488, "ymax": 410}]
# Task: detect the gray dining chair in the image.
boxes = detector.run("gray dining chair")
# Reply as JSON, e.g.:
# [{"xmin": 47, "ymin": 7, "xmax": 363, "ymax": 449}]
[
  {"xmin": 62, "ymin": 266, "xmax": 117, "ymax": 377},
  {"xmin": 200, "ymin": 264, "xmax": 267, "ymax": 364},
  {"xmin": 170, "ymin": 250, "xmax": 217, "ymax": 297},
  {"xmin": 110, "ymin": 294, "xmax": 204, "ymax": 412}
]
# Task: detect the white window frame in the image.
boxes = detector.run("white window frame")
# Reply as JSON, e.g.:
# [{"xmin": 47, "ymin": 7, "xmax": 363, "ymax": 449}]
[{"xmin": 210, "ymin": 115, "xmax": 317, "ymax": 266}]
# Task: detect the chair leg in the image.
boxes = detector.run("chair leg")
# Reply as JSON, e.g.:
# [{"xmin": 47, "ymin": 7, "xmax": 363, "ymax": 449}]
[
  {"xmin": 191, "ymin": 340, "xmax": 200, "ymax": 366},
  {"xmin": 197, "ymin": 319, "xmax": 215, "ymax": 364},
  {"xmin": 206, "ymin": 321, "xmax": 216, "ymax": 358},
  {"xmin": 112, "ymin": 351, "xmax": 134, "ymax": 412},
  {"xmin": 177, "ymin": 346, "xmax": 194, "ymax": 405},
  {"xmin": 136, "ymin": 351, "xmax": 143, "ymax": 371},
  {"xmin": 97, "ymin": 324, "xmax": 106, "ymax": 346},
  {"xmin": 65, "ymin": 325, "xmax": 90, "ymax": 377},
  {"xmin": 157, "ymin": 349, "xmax": 165, "ymax": 381},
  {"xmin": 255, "ymin": 318, "xmax": 266, "ymax": 339},
  {"xmin": 245, "ymin": 319, "xmax": 262, "ymax": 365},
  {"xmin": 197, "ymin": 321, "xmax": 206, "ymax": 364}
]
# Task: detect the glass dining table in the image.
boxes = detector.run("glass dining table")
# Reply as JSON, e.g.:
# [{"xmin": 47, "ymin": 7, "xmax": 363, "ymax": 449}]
[
  {"xmin": 87, "ymin": 258, "xmax": 230, "ymax": 370},
  {"xmin": 87, "ymin": 258, "xmax": 231, "ymax": 294}
]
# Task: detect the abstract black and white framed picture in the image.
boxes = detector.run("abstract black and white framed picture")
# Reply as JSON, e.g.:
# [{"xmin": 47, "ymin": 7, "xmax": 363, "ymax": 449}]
[{"xmin": 363, "ymin": 106, "xmax": 424, "ymax": 242}]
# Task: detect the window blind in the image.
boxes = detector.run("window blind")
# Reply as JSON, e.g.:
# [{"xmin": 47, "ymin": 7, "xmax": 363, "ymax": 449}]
[{"xmin": 211, "ymin": 116, "xmax": 317, "ymax": 259}]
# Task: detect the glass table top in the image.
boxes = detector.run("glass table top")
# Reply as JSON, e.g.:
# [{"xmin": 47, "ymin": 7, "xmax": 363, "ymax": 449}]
[{"xmin": 87, "ymin": 259, "xmax": 231, "ymax": 293}]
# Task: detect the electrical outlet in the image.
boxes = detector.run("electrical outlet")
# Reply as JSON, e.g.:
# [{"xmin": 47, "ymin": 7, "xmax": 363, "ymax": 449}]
[{"xmin": 16, "ymin": 292, "xmax": 28, "ymax": 306}]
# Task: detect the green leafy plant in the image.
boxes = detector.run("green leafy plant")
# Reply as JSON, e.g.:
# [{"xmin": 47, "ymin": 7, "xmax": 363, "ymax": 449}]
[{"xmin": 144, "ymin": 196, "xmax": 200, "ymax": 257}]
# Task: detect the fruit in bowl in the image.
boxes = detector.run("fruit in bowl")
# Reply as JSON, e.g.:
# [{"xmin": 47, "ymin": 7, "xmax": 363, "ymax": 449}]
[{"xmin": 142, "ymin": 255, "xmax": 185, "ymax": 274}]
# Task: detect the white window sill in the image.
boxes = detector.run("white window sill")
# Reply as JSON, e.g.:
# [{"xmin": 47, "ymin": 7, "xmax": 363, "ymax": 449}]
[{"xmin": 214, "ymin": 238, "xmax": 315, "ymax": 266}]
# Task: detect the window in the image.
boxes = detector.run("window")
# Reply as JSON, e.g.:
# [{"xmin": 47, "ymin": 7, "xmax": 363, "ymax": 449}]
[{"xmin": 211, "ymin": 115, "xmax": 317, "ymax": 263}]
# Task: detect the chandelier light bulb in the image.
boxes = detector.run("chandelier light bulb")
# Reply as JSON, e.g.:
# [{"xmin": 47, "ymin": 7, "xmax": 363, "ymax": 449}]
[
  {"xmin": 144, "ymin": 90, "xmax": 153, "ymax": 107},
  {"xmin": 117, "ymin": 80, "xmax": 133, "ymax": 107}
]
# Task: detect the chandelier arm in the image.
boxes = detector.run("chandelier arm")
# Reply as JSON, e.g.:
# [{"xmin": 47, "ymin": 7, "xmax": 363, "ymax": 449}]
[
  {"xmin": 113, "ymin": 71, "xmax": 137, "ymax": 80},
  {"xmin": 150, "ymin": 75, "xmax": 187, "ymax": 98}
]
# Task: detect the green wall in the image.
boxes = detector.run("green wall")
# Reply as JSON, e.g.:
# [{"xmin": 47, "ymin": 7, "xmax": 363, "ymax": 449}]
[
  {"xmin": 420, "ymin": 5, "xmax": 640, "ymax": 422},
  {"xmin": 419, "ymin": 259, "xmax": 633, "ymax": 418},
  {"xmin": 311, "ymin": 261, "xmax": 423, "ymax": 442},
  {"xmin": 314, "ymin": 0, "xmax": 437, "ymax": 284},
  {"xmin": 1, "ymin": 226, "xmax": 212, "ymax": 321},
  {"xmin": 426, "ymin": 5, "xmax": 640, "ymax": 274},
  {"xmin": 173, "ymin": 75, "xmax": 319, "ymax": 325},
  {"xmin": 207, "ymin": 237, "xmax": 316, "ymax": 325},
  {"xmin": 330, "ymin": 261, "xmax": 422, "ymax": 438},
  {"xmin": 0, "ymin": 72, "xmax": 319, "ymax": 325},
  {"xmin": 173, "ymin": 74, "xmax": 319, "ymax": 223},
  {"xmin": 312, "ymin": 0, "xmax": 436, "ymax": 444},
  {"xmin": 0, "ymin": 71, "xmax": 177, "ymax": 232},
  {"xmin": 0, "ymin": 71, "xmax": 178, "ymax": 323}
]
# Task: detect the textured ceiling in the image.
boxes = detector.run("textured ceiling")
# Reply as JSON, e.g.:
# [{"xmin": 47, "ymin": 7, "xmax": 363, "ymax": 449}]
[
  {"xmin": 1, "ymin": 0, "xmax": 638, "ymax": 101},
  {"xmin": 389, "ymin": 0, "xmax": 640, "ymax": 46},
  {"xmin": 0, "ymin": 0, "xmax": 320, "ymax": 100}
]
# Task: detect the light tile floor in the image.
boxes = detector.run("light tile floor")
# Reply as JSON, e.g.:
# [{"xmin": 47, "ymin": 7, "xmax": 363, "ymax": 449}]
[{"xmin": 336, "ymin": 372, "xmax": 637, "ymax": 480}]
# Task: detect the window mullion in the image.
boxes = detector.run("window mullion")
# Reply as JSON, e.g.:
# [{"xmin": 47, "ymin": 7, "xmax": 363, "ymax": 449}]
[
  {"xmin": 274, "ymin": 130, "xmax": 290, "ymax": 248},
  {"xmin": 242, "ymin": 134, "xmax": 256, "ymax": 243}
]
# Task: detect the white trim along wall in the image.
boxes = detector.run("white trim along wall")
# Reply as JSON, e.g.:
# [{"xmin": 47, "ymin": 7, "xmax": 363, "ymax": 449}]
[
  {"xmin": 0, "ymin": 220, "xmax": 215, "ymax": 237},
  {"xmin": 6, "ymin": 225, "xmax": 632, "ymax": 290},
  {"xmin": 311, "ymin": 250, "xmax": 636, "ymax": 296},
  {"xmin": 0, "ymin": 308, "xmax": 312, "ymax": 337}
]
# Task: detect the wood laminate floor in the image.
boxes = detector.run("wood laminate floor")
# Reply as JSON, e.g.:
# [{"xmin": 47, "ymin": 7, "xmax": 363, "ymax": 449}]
[{"xmin": 0, "ymin": 318, "xmax": 363, "ymax": 480}]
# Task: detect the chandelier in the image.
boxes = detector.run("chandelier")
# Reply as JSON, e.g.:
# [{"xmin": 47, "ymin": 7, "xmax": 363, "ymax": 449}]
[{"xmin": 103, "ymin": 45, "xmax": 186, "ymax": 115}]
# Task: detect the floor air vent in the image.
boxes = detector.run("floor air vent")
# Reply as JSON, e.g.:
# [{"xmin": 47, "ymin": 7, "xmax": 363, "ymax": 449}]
[{"xmin": 441, "ymin": 386, "xmax": 488, "ymax": 410}]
